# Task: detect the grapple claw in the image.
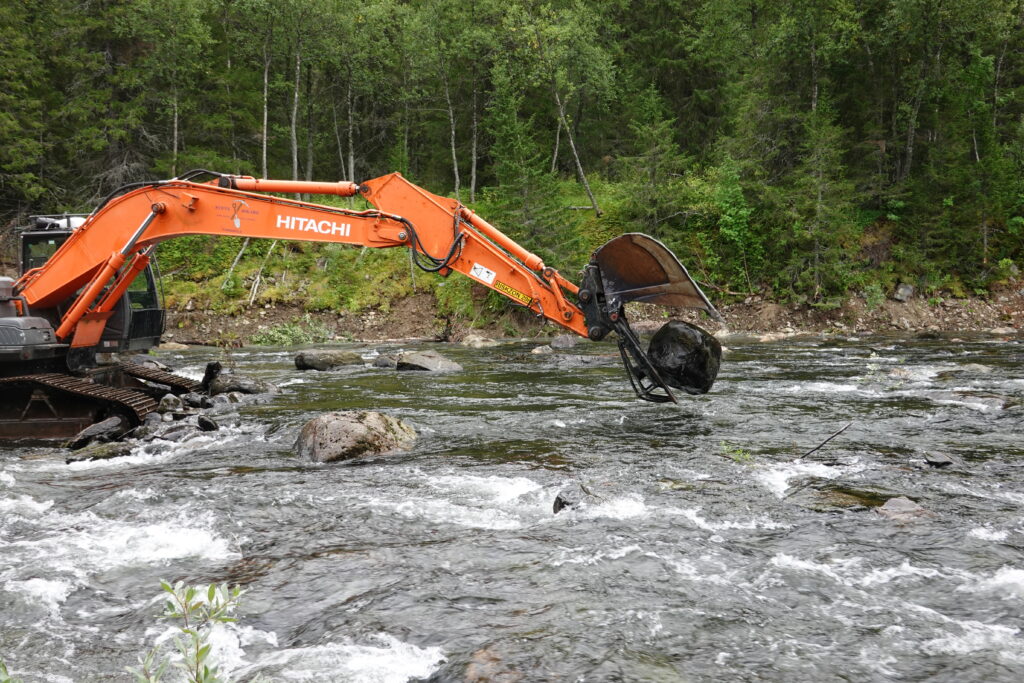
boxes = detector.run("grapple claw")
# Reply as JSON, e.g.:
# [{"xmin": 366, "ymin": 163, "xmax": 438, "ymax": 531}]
[{"xmin": 578, "ymin": 234, "xmax": 722, "ymax": 402}]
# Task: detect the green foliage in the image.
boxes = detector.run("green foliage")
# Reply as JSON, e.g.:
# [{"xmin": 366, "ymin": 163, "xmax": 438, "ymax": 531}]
[
  {"xmin": 127, "ymin": 580, "xmax": 244, "ymax": 683},
  {"xmin": 720, "ymin": 441, "xmax": 754, "ymax": 463},
  {"xmin": 0, "ymin": 657, "xmax": 22, "ymax": 683},
  {"xmin": 3, "ymin": 0, "xmax": 1024, "ymax": 308},
  {"xmin": 250, "ymin": 314, "xmax": 332, "ymax": 346},
  {"xmin": 864, "ymin": 283, "xmax": 885, "ymax": 311}
]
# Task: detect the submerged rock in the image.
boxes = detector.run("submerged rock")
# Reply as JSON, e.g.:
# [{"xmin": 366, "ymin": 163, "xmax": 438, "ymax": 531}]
[
  {"xmin": 66, "ymin": 415, "xmax": 127, "ymax": 450},
  {"xmin": 924, "ymin": 452, "xmax": 954, "ymax": 468},
  {"xmin": 65, "ymin": 440, "xmax": 134, "ymax": 464},
  {"xmin": 397, "ymin": 350, "xmax": 462, "ymax": 372},
  {"xmin": 550, "ymin": 334, "xmax": 579, "ymax": 350},
  {"xmin": 372, "ymin": 354, "xmax": 399, "ymax": 369},
  {"xmin": 294, "ymin": 349, "xmax": 363, "ymax": 371},
  {"xmin": 295, "ymin": 410, "xmax": 416, "ymax": 462},
  {"xmin": 530, "ymin": 345, "xmax": 554, "ymax": 355},
  {"xmin": 876, "ymin": 496, "xmax": 933, "ymax": 522},
  {"xmin": 646, "ymin": 320, "xmax": 722, "ymax": 394},
  {"xmin": 461, "ymin": 334, "xmax": 500, "ymax": 349},
  {"xmin": 553, "ymin": 484, "xmax": 588, "ymax": 513}
]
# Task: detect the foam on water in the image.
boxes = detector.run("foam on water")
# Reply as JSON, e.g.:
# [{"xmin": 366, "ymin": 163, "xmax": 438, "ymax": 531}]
[
  {"xmin": 676, "ymin": 507, "xmax": 790, "ymax": 532},
  {"xmin": 756, "ymin": 459, "xmax": 865, "ymax": 498},
  {"xmin": 235, "ymin": 633, "xmax": 445, "ymax": 682},
  {"xmin": 967, "ymin": 567, "xmax": 1024, "ymax": 599},
  {"xmin": 858, "ymin": 561, "xmax": 940, "ymax": 587},
  {"xmin": 970, "ymin": 526, "xmax": 1010, "ymax": 541},
  {"xmin": 4, "ymin": 577, "xmax": 74, "ymax": 615},
  {"xmin": 0, "ymin": 471, "xmax": 14, "ymax": 486},
  {"xmin": 0, "ymin": 494, "xmax": 54, "ymax": 517}
]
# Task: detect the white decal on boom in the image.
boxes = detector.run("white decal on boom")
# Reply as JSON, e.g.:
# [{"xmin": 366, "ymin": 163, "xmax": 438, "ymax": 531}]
[{"xmin": 276, "ymin": 214, "xmax": 351, "ymax": 237}]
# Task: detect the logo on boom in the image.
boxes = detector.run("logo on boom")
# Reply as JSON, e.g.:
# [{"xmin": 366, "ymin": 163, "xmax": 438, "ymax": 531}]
[{"xmin": 275, "ymin": 214, "xmax": 351, "ymax": 237}]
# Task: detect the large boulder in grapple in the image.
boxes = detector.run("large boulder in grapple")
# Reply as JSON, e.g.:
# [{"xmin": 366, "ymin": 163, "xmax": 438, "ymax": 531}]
[{"xmin": 646, "ymin": 321, "xmax": 721, "ymax": 395}]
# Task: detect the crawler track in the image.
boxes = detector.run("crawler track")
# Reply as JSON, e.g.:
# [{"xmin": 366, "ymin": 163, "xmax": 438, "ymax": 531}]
[
  {"xmin": 118, "ymin": 363, "xmax": 201, "ymax": 394},
  {"xmin": 0, "ymin": 373, "xmax": 158, "ymax": 424}
]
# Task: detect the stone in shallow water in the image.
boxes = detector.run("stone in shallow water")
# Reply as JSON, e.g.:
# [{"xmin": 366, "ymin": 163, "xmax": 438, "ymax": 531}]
[
  {"xmin": 294, "ymin": 349, "xmax": 363, "ymax": 371},
  {"xmin": 66, "ymin": 415, "xmax": 127, "ymax": 450},
  {"xmin": 925, "ymin": 453, "xmax": 954, "ymax": 468},
  {"xmin": 295, "ymin": 410, "xmax": 416, "ymax": 462},
  {"xmin": 876, "ymin": 496, "xmax": 932, "ymax": 522},
  {"xmin": 396, "ymin": 350, "xmax": 462, "ymax": 372},
  {"xmin": 646, "ymin": 321, "xmax": 722, "ymax": 394}
]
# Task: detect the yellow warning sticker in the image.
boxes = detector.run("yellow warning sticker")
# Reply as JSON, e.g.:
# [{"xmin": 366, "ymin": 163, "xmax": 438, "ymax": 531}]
[{"xmin": 495, "ymin": 281, "xmax": 533, "ymax": 306}]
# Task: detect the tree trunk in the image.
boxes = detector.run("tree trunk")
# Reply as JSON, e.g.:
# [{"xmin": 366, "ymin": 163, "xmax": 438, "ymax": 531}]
[
  {"xmin": 332, "ymin": 99, "xmax": 346, "ymax": 180},
  {"xmin": 550, "ymin": 119, "xmax": 561, "ymax": 174},
  {"xmin": 441, "ymin": 65, "xmax": 460, "ymax": 201},
  {"xmin": 305, "ymin": 66, "xmax": 316, "ymax": 184},
  {"xmin": 554, "ymin": 90, "xmax": 600, "ymax": 216},
  {"xmin": 291, "ymin": 48, "xmax": 302, "ymax": 182},
  {"xmin": 171, "ymin": 92, "xmax": 179, "ymax": 178},
  {"xmin": 346, "ymin": 78, "xmax": 355, "ymax": 183},
  {"xmin": 261, "ymin": 42, "xmax": 271, "ymax": 179},
  {"xmin": 470, "ymin": 81, "xmax": 478, "ymax": 203}
]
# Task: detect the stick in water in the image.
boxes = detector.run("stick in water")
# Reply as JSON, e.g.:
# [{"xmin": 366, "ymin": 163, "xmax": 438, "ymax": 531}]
[{"xmin": 800, "ymin": 422, "xmax": 853, "ymax": 459}]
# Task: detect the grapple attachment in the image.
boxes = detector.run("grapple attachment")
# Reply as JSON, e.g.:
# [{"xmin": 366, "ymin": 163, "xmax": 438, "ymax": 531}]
[{"xmin": 577, "ymin": 234, "xmax": 722, "ymax": 403}]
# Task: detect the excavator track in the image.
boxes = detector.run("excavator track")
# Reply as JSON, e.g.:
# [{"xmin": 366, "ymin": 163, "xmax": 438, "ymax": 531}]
[
  {"xmin": 0, "ymin": 373, "xmax": 158, "ymax": 434},
  {"xmin": 118, "ymin": 363, "xmax": 201, "ymax": 394}
]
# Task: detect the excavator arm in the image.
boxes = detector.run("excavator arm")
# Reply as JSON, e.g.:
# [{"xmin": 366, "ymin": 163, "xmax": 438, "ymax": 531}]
[{"xmin": 14, "ymin": 170, "xmax": 722, "ymax": 403}]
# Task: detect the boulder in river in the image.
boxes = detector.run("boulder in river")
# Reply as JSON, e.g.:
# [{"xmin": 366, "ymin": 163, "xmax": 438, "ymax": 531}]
[
  {"xmin": 553, "ymin": 484, "xmax": 589, "ymax": 513},
  {"xmin": 295, "ymin": 410, "xmax": 416, "ymax": 462},
  {"xmin": 924, "ymin": 452, "xmax": 954, "ymax": 468},
  {"xmin": 294, "ymin": 349, "xmax": 363, "ymax": 371},
  {"xmin": 66, "ymin": 415, "xmax": 127, "ymax": 450},
  {"xmin": 208, "ymin": 374, "xmax": 278, "ymax": 396},
  {"xmin": 158, "ymin": 394, "xmax": 185, "ymax": 413},
  {"xmin": 65, "ymin": 441, "xmax": 134, "ymax": 464},
  {"xmin": 876, "ymin": 496, "xmax": 933, "ymax": 522},
  {"xmin": 531, "ymin": 345, "xmax": 554, "ymax": 355},
  {"xmin": 396, "ymin": 350, "xmax": 462, "ymax": 372}
]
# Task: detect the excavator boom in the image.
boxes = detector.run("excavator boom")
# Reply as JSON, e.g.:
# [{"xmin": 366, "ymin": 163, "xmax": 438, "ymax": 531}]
[{"xmin": 9, "ymin": 170, "xmax": 722, "ymax": 409}]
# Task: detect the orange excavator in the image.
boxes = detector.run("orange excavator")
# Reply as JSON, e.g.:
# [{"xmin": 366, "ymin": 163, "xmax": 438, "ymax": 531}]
[{"xmin": 0, "ymin": 170, "xmax": 721, "ymax": 440}]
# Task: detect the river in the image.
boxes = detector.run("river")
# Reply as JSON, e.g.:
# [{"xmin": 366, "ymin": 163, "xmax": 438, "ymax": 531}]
[{"xmin": 1, "ymin": 334, "xmax": 1022, "ymax": 681}]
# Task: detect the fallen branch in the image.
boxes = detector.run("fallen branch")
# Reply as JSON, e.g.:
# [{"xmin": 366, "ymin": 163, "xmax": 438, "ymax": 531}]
[{"xmin": 799, "ymin": 422, "xmax": 853, "ymax": 459}]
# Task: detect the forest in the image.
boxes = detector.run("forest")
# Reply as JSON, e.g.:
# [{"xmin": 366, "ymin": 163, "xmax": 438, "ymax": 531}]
[{"xmin": 2, "ymin": 0, "xmax": 1023, "ymax": 317}]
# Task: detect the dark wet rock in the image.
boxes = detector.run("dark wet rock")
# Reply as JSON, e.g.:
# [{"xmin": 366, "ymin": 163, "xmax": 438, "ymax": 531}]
[
  {"xmin": 66, "ymin": 441, "xmax": 134, "ymax": 464},
  {"xmin": 550, "ymin": 334, "xmax": 579, "ymax": 350},
  {"xmin": 295, "ymin": 410, "xmax": 416, "ymax": 463},
  {"xmin": 372, "ymin": 354, "xmax": 399, "ymax": 369},
  {"xmin": 647, "ymin": 320, "xmax": 722, "ymax": 394},
  {"xmin": 893, "ymin": 283, "xmax": 914, "ymax": 302},
  {"xmin": 461, "ymin": 334, "xmax": 500, "ymax": 349},
  {"xmin": 876, "ymin": 496, "xmax": 933, "ymax": 522},
  {"xmin": 66, "ymin": 416, "xmax": 127, "ymax": 450},
  {"xmin": 396, "ymin": 350, "xmax": 462, "ymax": 372},
  {"xmin": 226, "ymin": 391, "xmax": 246, "ymax": 403},
  {"xmin": 158, "ymin": 394, "xmax": 185, "ymax": 413},
  {"xmin": 197, "ymin": 415, "xmax": 219, "ymax": 432},
  {"xmin": 294, "ymin": 349, "xmax": 363, "ymax": 371},
  {"xmin": 790, "ymin": 483, "xmax": 900, "ymax": 512},
  {"xmin": 553, "ymin": 484, "xmax": 586, "ymax": 514},
  {"xmin": 209, "ymin": 374, "xmax": 277, "ymax": 395},
  {"xmin": 200, "ymin": 361, "xmax": 222, "ymax": 391},
  {"xmin": 530, "ymin": 345, "xmax": 554, "ymax": 355},
  {"xmin": 466, "ymin": 646, "xmax": 523, "ymax": 683},
  {"xmin": 157, "ymin": 423, "xmax": 198, "ymax": 442},
  {"xmin": 210, "ymin": 394, "xmax": 231, "ymax": 405},
  {"xmin": 915, "ymin": 329, "xmax": 942, "ymax": 340},
  {"xmin": 925, "ymin": 453, "xmax": 954, "ymax": 468},
  {"xmin": 181, "ymin": 392, "xmax": 213, "ymax": 409}
]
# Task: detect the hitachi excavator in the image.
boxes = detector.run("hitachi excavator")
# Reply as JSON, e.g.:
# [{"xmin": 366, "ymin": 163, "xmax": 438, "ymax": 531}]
[{"xmin": 0, "ymin": 170, "xmax": 721, "ymax": 441}]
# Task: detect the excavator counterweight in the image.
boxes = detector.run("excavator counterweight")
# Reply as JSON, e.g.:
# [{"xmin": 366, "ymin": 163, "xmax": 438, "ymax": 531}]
[{"xmin": 0, "ymin": 170, "xmax": 723, "ymax": 440}]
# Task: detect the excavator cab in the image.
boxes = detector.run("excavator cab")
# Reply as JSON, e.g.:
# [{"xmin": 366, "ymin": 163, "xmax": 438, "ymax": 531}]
[{"xmin": 18, "ymin": 217, "xmax": 165, "ymax": 355}]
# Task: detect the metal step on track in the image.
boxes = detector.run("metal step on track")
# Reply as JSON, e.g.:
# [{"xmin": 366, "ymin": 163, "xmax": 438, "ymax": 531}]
[
  {"xmin": 0, "ymin": 373, "xmax": 158, "ymax": 424},
  {"xmin": 118, "ymin": 363, "xmax": 202, "ymax": 394}
]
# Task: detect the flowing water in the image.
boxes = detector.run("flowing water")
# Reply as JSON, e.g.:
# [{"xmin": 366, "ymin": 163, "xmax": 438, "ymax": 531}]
[{"xmin": 1, "ymin": 334, "xmax": 1023, "ymax": 682}]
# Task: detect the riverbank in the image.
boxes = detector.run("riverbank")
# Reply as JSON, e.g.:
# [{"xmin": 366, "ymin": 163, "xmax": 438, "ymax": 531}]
[{"xmin": 164, "ymin": 283, "xmax": 1023, "ymax": 346}]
